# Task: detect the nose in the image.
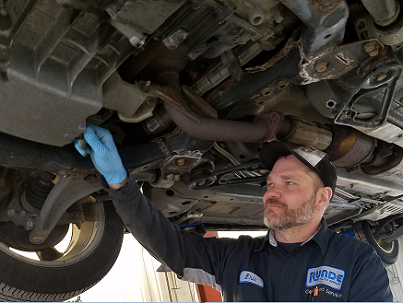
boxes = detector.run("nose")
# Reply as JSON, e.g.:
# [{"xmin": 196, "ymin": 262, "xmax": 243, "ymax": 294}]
[{"xmin": 263, "ymin": 184, "xmax": 281, "ymax": 202}]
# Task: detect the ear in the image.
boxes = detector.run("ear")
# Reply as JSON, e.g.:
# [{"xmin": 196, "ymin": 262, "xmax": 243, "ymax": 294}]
[{"xmin": 315, "ymin": 187, "xmax": 332, "ymax": 211}]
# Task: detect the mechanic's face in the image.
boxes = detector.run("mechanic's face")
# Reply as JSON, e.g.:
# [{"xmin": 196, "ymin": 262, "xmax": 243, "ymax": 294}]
[{"xmin": 263, "ymin": 155, "xmax": 322, "ymax": 230}]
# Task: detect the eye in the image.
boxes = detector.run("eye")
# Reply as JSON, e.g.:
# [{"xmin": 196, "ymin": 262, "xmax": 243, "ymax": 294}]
[
  {"xmin": 267, "ymin": 183, "xmax": 273, "ymax": 187},
  {"xmin": 286, "ymin": 181, "xmax": 294, "ymax": 185}
]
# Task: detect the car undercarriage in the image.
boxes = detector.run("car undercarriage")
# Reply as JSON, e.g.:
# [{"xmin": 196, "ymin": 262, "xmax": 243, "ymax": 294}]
[{"xmin": 1, "ymin": 0, "xmax": 403, "ymax": 301}]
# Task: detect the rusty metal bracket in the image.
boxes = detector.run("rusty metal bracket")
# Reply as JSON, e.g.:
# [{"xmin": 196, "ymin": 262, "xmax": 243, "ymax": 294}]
[
  {"xmin": 208, "ymin": 37, "xmax": 386, "ymax": 109},
  {"xmin": 300, "ymin": 39, "xmax": 384, "ymax": 85},
  {"xmin": 335, "ymin": 64, "xmax": 402, "ymax": 128}
]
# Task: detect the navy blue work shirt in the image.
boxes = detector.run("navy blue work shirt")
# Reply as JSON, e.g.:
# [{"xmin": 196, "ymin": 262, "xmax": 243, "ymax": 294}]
[{"xmin": 108, "ymin": 176, "xmax": 393, "ymax": 301}]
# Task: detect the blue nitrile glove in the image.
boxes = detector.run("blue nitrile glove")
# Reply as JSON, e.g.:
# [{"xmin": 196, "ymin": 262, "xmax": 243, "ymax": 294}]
[{"xmin": 74, "ymin": 124, "xmax": 127, "ymax": 184}]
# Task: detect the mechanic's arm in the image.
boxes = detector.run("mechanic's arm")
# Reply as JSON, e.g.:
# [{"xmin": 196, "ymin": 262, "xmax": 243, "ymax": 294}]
[{"xmin": 75, "ymin": 125, "xmax": 231, "ymax": 287}]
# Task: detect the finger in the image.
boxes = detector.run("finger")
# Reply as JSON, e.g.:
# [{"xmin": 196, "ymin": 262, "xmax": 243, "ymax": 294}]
[
  {"xmin": 91, "ymin": 125, "xmax": 115, "ymax": 147},
  {"xmin": 83, "ymin": 126, "xmax": 106, "ymax": 154}
]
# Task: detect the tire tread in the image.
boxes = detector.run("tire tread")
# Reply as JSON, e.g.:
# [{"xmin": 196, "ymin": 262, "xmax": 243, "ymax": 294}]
[{"xmin": 0, "ymin": 282, "xmax": 98, "ymax": 302}]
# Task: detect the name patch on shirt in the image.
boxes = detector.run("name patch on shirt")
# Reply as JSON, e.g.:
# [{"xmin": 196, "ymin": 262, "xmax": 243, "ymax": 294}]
[
  {"xmin": 239, "ymin": 271, "xmax": 264, "ymax": 288},
  {"xmin": 306, "ymin": 266, "xmax": 345, "ymax": 290}
]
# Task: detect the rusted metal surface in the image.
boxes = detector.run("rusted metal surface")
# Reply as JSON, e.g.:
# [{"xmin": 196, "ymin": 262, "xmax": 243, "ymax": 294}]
[
  {"xmin": 118, "ymin": 36, "xmax": 169, "ymax": 82},
  {"xmin": 277, "ymin": 115, "xmax": 332, "ymax": 150},
  {"xmin": 315, "ymin": 61, "xmax": 328, "ymax": 73},
  {"xmin": 356, "ymin": 46, "xmax": 393, "ymax": 78},
  {"xmin": 325, "ymin": 125, "xmax": 376, "ymax": 168},
  {"xmin": 301, "ymin": 39, "xmax": 384, "ymax": 85},
  {"xmin": 361, "ymin": 146, "xmax": 403, "ymax": 176},
  {"xmin": 164, "ymin": 101, "xmax": 284, "ymax": 143},
  {"xmin": 204, "ymin": 77, "xmax": 236, "ymax": 109},
  {"xmin": 280, "ymin": 0, "xmax": 348, "ymax": 56},
  {"xmin": 156, "ymin": 85, "xmax": 201, "ymax": 123},
  {"xmin": 147, "ymin": 58, "xmax": 286, "ymax": 142},
  {"xmin": 310, "ymin": 0, "xmax": 344, "ymax": 15},
  {"xmin": 248, "ymin": 28, "xmax": 300, "ymax": 72},
  {"xmin": 206, "ymin": 38, "xmax": 382, "ymax": 109},
  {"xmin": 182, "ymin": 85, "xmax": 218, "ymax": 119},
  {"xmin": 336, "ymin": 63, "xmax": 402, "ymax": 129}
]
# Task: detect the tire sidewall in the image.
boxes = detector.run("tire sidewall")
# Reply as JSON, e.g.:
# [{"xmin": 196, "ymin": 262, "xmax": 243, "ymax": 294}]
[
  {"xmin": 0, "ymin": 202, "xmax": 124, "ymax": 296},
  {"xmin": 361, "ymin": 220, "xmax": 399, "ymax": 265}
]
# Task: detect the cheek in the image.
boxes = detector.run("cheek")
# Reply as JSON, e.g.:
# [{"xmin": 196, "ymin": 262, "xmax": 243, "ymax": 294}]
[{"xmin": 263, "ymin": 190, "xmax": 270, "ymax": 202}]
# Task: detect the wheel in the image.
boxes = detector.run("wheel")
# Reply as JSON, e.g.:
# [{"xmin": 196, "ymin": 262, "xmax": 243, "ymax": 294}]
[
  {"xmin": 354, "ymin": 220, "xmax": 399, "ymax": 265},
  {"xmin": 0, "ymin": 201, "xmax": 124, "ymax": 302}
]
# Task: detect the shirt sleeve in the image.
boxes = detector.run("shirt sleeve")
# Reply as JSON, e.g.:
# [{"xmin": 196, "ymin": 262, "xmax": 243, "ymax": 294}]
[
  {"xmin": 106, "ymin": 176, "xmax": 236, "ymax": 289},
  {"xmin": 348, "ymin": 245, "xmax": 393, "ymax": 302}
]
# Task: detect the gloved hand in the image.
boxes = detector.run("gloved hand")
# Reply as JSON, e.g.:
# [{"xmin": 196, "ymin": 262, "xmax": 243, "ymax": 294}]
[{"xmin": 74, "ymin": 124, "xmax": 127, "ymax": 184}]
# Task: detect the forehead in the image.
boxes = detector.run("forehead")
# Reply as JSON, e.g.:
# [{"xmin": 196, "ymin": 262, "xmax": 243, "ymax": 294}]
[{"xmin": 267, "ymin": 155, "xmax": 313, "ymax": 180}]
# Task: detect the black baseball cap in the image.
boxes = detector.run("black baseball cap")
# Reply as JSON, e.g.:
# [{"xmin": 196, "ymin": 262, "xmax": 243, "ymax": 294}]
[{"xmin": 259, "ymin": 141, "xmax": 337, "ymax": 193}]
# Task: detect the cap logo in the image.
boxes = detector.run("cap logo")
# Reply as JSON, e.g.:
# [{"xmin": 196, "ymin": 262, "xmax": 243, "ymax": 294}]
[{"xmin": 293, "ymin": 146, "xmax": 326, "ymax": 167}]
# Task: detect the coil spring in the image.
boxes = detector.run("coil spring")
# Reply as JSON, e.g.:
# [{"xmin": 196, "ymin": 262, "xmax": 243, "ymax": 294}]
[{"xmin": 24, "ymin": 172, "xmax": 54, "ymax": 211}]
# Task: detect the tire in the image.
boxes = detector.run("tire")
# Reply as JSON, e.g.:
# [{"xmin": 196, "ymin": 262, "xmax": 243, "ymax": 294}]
[
  {"xmin": 0, "ymin": 201, "xmax": 124, "ymax": 302},
  {"xmin": 354, "ymin": 220, "xmax": 399, "ymax": 265}
]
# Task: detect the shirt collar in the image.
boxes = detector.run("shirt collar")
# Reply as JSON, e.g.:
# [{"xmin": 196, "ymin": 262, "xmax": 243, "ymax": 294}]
[{"xmin": 256, "ymin": 219, "xmax": 329, "ymax": 254}]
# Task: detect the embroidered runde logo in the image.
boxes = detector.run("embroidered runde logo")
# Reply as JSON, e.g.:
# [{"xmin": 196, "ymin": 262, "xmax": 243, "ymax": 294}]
[
  {"xmin": 306, "ymin": 266, "xmax": 345, "ymax": 290},
  {"xmin": 239, "ymin": 271, "xmax": 264, "ymax": 288}
]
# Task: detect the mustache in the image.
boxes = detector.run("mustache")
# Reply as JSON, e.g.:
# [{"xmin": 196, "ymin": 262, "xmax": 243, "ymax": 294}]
[{"xmin": 264, "ymin": 199, "xmax": 287, "ymax": 208}]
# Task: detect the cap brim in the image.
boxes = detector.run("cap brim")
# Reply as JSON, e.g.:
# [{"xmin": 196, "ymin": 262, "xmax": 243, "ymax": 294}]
[
  {"xmin": 259, "ymin": 141, "xmax": 337, "ymax": 193},
  {"xmin": 259, "ymin": 141, "xmax": 317, "ymax": 173}
]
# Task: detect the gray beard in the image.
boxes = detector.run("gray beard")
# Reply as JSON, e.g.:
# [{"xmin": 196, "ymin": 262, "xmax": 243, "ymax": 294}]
[{"xmin": 263, "ymin": 193, "xmax": 316, "ymax": 230}]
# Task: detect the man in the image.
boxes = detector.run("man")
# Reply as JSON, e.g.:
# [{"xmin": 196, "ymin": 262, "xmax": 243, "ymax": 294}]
[{"xmin": 76, "ymin": 124, "xmax": 393, "ymax": 301}]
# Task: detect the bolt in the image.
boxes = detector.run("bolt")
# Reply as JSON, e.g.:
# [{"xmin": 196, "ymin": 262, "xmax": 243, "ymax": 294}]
[
  {"xmin": 198, "ymin": 179, "xmax": 206, "ymax": 186},
  {"xmin": 165, "ymin": 29, "xmax": 188, "ymax": 47},
  {"xmin": 393, "ymin": 277, "xmax": 400, "ymax": 284},
  {"xmin": 261, "ymin": 87, "xmax": 272, "ymax": 97},
  {"xmin": 30, "ymin": 235, "xmax": 44, "ymax": 244},
  {"xmin": 252, "ymin": 164, "xmax": 259, "ymax": 169},
  {"xmin": 364, "ymin": 42, "xmax": 376, "ymax": 53},
  {"xmin": 174, "ymin": 174, "xmax": 181, "ymax": 181},
  {"xmin": 276, "ymin": 80, "xmax": 289, "ymax": 90},
  {"xmin": 377, "ymin": 71, "xmax": 388, "ymax": 82},
  {"xmin": 27, "ymin": 220, "xmax": 34, "ymax": 230},
  {"xmin": 369, "ymin": 48, "xmax": 379, "ymax": 57},
  {"xmin": 7, "ymin": 208, "xmax": 15, "ymax": 216},
  {"xmin": 253, "ymin": 96, "xmax": 265, "ymax": 107},
  {"xmin": 19, "ymin": 210, "xmax": 25, "ymax": 217},
  {"xmin": 142, "ymin": 81, "xmax": 151, "ymax": 93},
  {"xmin": 176, "ymin": 158, "xmax": 186, "ymax": 166},
  {"xmin": 129, "ymin": 35, "xmax": 146, "ymax": 47},
  {"xmin": 364, "ymin": 42, "xmax": 379, "ymax": 56},
  {"xmin": 315, "ymin": 61, "xmax": 328, "ymax": 73},
  {"xmin": 339, "ymin": 111, "xmax": 348, "ymax": 120},
  {"xmin": 166, "ymin": 174, "xmax": 174, "ymax": 181}
]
